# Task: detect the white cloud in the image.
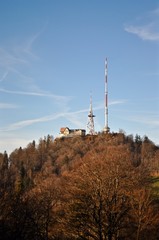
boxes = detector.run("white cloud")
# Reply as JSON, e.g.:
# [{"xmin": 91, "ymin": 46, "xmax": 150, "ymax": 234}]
[
  {"xmin": 0, "ymin": 103, "xmax": 18, "ymax": 109},
  {"xmin": 124, "ymin": 24, "xmax": 159, "ymax": 41},
  {"xmin": 124, "ymin": 7, "xmax": 159, "ymax": 41}
]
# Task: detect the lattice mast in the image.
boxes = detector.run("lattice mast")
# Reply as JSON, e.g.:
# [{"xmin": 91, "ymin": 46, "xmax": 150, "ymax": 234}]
[
  {"xmin": 103, "ymin": 58, "xmax": 110, "ymax": 133},
  {"xmin": 87, "ymin": 94, "xmax": 95, "ymax": 135}
]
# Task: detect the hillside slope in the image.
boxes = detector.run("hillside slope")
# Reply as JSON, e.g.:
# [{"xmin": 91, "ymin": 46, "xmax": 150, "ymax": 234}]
[{"xmin": 0, "ymin": 132, "xmax": 159, "ymax": 239}]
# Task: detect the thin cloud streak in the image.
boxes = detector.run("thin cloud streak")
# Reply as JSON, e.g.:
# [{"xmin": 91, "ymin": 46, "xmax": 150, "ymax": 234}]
[
  {"xmin": 109, "ymin": 100, "xmax": 127, "ymax": 106},
  {"xmin": 130, "ymin": 116, "xmax": 159, "ymax": 127},
  {"xmin": 0, "ymin": 99, "xmax": 126, "ymax": 132},
  {"xmin": 0, "ymin": 103, "xmax": 18, "ymax": 109},
  {"xmin": 0, "ymin": 88, "xmax": 72, "ymax": 102},
  {"xmin": 0, "ymin": 71, "xmax": 9, "ymax": 82},
  {"xmin": 62, "ymin": 99, "xmax": 126, "ymax": 116},
  {"xmin": 93, "ymin": 100, "xmax": 127, "ymax": 112},
  {"xmin": 65, "ymin": 114, "xmax": 85, "ymax": 128},
  {"xmin": 23, "ymin": 33, "xmax": 40, "ymax": 59},
  {"xmin": 151, "ymin": 7, "xmax": 159, "ymax": 16},
  {"xmin": 22, "ymin": 25, "xmax": 48, "ymax": 59},
  {"xmin": 0, "ymin": 48, "xmax": 27, "ymax": 69},
  {"xmin": 0, "ymin": 30, "xmax": 42, "ymax": 87},
  {"xmin": 0, "ymin": 113, "xmax": 65, "ymax": 132}
]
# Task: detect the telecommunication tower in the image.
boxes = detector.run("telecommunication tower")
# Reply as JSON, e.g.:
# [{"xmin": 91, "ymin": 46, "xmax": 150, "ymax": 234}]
[
  {"xmin": 87, "ymin": 94, "xmax": 95, "ymax": 135},
  {"xmin": 103, "ymin": 58, "xmax": 110, "ymax": 133}
]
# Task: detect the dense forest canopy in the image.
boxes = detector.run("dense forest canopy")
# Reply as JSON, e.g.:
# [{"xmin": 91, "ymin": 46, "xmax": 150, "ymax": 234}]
[{"xmin": 0, "ymin": 132, "xmax": 159, "ymax": 240}]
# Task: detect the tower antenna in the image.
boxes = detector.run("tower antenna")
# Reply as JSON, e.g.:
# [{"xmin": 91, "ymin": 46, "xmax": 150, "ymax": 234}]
[
  {"xmin": 103, "ymin": 58, "xmax": 110, "ymax": 133},
  {"xmin": 87, "ymin": 93, "xmax": 95, "ymax": 135}
]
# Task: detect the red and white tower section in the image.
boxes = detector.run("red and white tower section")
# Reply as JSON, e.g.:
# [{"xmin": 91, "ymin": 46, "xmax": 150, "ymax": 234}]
[{"xmin": 103, "ymin": 58, "xmax": 110, "ymax": 133}]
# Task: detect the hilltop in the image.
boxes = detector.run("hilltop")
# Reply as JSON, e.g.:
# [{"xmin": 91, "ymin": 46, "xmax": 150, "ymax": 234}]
[
  {"xmin": 0, "ymin": 132, "xmax": 159, "ymax": 239},
  {"xmin": 6, "ymin": 131, "xmax": 159, "ymax": 176}
]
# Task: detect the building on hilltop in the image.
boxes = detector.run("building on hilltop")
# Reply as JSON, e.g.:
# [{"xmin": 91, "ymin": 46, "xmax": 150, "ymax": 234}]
[{"xmin": 59, "ymin": 127, "xmax": 86, "ymax": 138}]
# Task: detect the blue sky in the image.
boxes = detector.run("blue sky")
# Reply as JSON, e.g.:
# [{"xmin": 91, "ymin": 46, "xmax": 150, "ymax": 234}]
[{"xmin": 0, "ymin": 0, "xmax": 159, "ymax": 153}]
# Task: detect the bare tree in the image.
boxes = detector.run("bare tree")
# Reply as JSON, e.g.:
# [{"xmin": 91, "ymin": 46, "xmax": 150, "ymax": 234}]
[{"xmin": 62, "ymin": 147, "xmax": 140, "ymax": 240}]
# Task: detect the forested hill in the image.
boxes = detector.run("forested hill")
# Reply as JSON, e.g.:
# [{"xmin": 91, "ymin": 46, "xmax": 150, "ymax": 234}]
[{"xmin": 0, "ymin": 132, "xmax": 159, "ymax": 240}]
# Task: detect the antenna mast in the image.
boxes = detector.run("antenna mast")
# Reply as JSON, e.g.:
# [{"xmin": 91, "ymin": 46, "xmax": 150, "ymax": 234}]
[
  {"xmin": 87, "ymin": 93, "xmax": 95, "ymax": 135},
  {"xmin": 103, "ymin": 58, "xmax": 110, "ymax": 133}
]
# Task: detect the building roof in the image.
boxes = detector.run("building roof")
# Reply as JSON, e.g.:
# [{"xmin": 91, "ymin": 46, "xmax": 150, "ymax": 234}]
[{"xmin": 60, "ymin": 127, "xmax": 68, "ymax": 133}]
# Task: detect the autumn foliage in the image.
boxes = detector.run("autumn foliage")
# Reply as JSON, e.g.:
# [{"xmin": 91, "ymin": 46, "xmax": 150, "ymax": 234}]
[{"xmin": 0, "ymin": 132, "xmax": 159, "ymax": 239}]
